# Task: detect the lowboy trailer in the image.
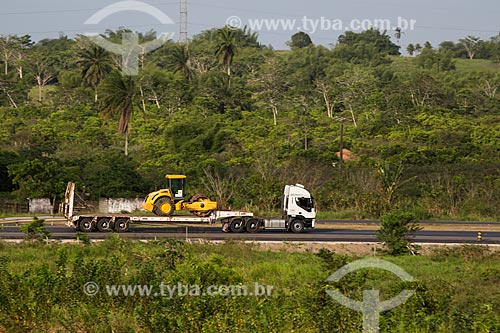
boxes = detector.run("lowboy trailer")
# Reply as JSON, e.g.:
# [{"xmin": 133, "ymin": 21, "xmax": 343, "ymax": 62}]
[{"xmin": 61, "ymin": 182, "xmax": 315, "ymax": 233}]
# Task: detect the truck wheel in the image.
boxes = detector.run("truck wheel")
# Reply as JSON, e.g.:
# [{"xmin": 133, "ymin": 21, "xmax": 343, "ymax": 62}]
[
  {"xmin": 229, "ymin": 218, "xmax": 244, "ymax": 233},
  {"xmin": 290, "ymin": 219, "xmax": 305, "ymax": 233},
  {"xmin": 246, "ymin": 218, "xmax": 261, "ymax": 233},
  {"xmin": 154, "ymin": 197, "xmax": 174, "ymax": 216},
  {"xmin": 79, "ymin": 218, "xmax": 94, "ymax": 233},
  {"xmin": 97, "ymin": 218, "xmax": 112, "ymax": 232},
  {"xmin": 114, "ymin": 218, "xmax": 130, "ymax": 232}
]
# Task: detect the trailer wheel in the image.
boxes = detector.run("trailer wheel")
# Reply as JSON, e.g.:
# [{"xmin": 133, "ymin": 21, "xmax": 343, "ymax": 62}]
[
  {"xmin": 79, "ymin": 218, "xmax": 94, "ymax": 233},
  {"xmin": 290, "ymin": 219, "xmax": 305, "ymax": 233},
  {"xmin": 97, "ymin": 218, "xmax": 112, "ymax": 232},
  {"xmin": 229, "ymin": 218, "xmax": 244, "ymax": 233},
  {"xmin": 114, "ymin": 218, "xmax": 130, "ymax": 232},
  {"xmin": 245, "ymin": 218, "xmax": 261, "ymax": 233}
]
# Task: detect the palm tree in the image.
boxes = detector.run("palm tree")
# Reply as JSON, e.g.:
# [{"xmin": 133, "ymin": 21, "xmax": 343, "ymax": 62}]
[
  {"xmin": 394, "ymin": 27, "xmax": 404, "ymax": 45},
  {"xmin": 100, "ymin": 71, "xmax": 136, "ymax": 156},
  {"xmin": 77, "ymin": 45, "xmax": 112, "ymax": 102},
  {"xmin": 407, "ymin": 43, "xmax": 415, "ymax": 56},
  {"xmin": 415, "ymin": 43, "xmax": 423, "ymax": 55},
  {"xmin": 170, "ymin": 43, "xmax": 194, "ymax": 80},
  {"xmin": 214, "ymin": 27, "xmax": 239, "ymax": 76}
]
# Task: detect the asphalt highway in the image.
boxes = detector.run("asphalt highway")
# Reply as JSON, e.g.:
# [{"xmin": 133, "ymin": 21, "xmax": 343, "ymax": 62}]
[{"xmin": 0, "ymin": 224, "xmax": 499, "ymax": 244}]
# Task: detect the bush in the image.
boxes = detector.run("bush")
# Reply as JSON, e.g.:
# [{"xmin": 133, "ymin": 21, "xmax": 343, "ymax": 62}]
[
  {"xmin": 377, "ymin": 211, "xmax": 422, "ymax": 255},
  {"xmin": 19, "ymin": 217, "xmax": 51, "ymax": 241}
]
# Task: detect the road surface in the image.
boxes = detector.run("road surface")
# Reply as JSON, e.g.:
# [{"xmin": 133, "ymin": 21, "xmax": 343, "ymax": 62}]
[{"xmin": 0, "ymin": 224, "xmax": 499, "ymax": 244}]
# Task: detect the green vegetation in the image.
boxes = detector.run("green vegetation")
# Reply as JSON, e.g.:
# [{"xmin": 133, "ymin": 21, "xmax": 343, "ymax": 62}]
[
  {"xmin": 19, "ymin": 216, "xmax": 51, "ymax": 241},
  {"xmin": 0, "ymin": 29, "xmax": 499, "ymax": 219},
  {"xmin": 0, "ymin": 240, "xmax": 498, "ymax": 332},
  {"xmin": 377, "ymin": 211, "xmax": 422, "ymax": 255}
]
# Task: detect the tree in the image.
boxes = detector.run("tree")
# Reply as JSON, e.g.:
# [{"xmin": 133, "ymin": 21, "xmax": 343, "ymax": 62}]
[
  {"xmin": 169, "ymin": 43, "xmax": 194, "ymax": 81},
  {"xmin": 8, "ymin": 158, "xmax": 63, "ymax": 200},
  {"xmin": 415, "ymin": 48, "xmax": 456, "ymax": 72},
  {"xmin": 27, "ymin": 53, "xmax": 55, "ymax": 103},
  {"xmin": 250, "ymin": 57, "xmax": 288, "ymax": 125},
  {"xmin": 333, "ymin": 29, "xmax": 400, "ymax": 65},
  {"xmin": 415, "ymin": 43, "xmax": 423, "ymax": 54},
  {"xmin": 377, "ymin": 211, "xmax": 421, "ymax": 255},
  {"xmin": 287, "ymin": 32, "xmax": 313, "ymax": 49},
  {"xmin": 12, "ymin": 35, "xmax": 33, "ymax": 79},
  {"xmin": 20, "ymin": 217, "xmax": 51, "ymax": 241},
  {"xmin": 100, "ymin": 71, "xmax": 137, "ymax": 156},
  {"xmin": 407, "ymin": 43, "xmax": 415, "ymax": 56},
  {"xmin": 0, "ymin": 36, "xmax": 15, "ymax": 76},
  {"xmin": 214, "ymin": 27, "xmax": 239, "ymax": 76},
  {"xmin": 394, "ymin": 27, "xmax": 404, "ymax": 45},
  {"xmin": 202, "ymin": 166, "xmax": 242, "ymax": 209},
  {"xmin": 77, "ymin": 44, "xmax": 112, "ymax": 102},
  {"xmin": 377, "ymin": 162, "xmax": 414, "ymax": 210},
  {"xmin": 488, "ymin": 33, "xmax": 500, "ymax": 67},
  {"xmin": 459, "ymin": 36, "xmax": 482, "ymax": 60},
  {"xmin": 314, "ymin": 79, "xmax": 337, "ymax": 119},
  {"xmin": 336, "ymin": 67, "xmax": 377, "ymax": 127},
  {"xmin": 0, "ymin": 35, "xmax": 32, "ymax": 76}
]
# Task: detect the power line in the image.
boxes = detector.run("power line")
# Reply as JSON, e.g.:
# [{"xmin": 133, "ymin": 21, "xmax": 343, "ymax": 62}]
[
  {"xmin": 189, "ymin": 2, "xmax": 500, "ymax": 35},
  {"xmin": 0, "ymin": 1, "xmax": 498, "ymax": 42},
  {"xmin": 189, "ymin": 2, "xmax": 306, "ymax": 18},
  {"xmin": 3, "ymin": 22, "xmax": 180, "ymax": 37},
  {"xmin": 0, "ymin": 2, "xmax": 179, "ymax": 16},
  {"xmin": 416, "ymin": 25, "xmax": 499, "ymax": 34}
]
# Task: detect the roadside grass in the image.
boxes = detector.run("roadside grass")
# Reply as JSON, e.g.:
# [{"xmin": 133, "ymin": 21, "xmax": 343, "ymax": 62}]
[{"xmin": 0, "ymin": 239, "xmax": 499, "ymax": 332}]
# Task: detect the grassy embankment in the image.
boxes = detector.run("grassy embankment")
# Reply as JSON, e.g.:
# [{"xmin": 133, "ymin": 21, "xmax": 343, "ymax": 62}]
[{"xmin": 0, "ymin": 239, "xmax": 498, "ymax": 332}]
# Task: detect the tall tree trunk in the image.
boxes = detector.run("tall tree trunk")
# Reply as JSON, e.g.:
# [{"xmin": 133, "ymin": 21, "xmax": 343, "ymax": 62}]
[
  {"xmin": 124, "ymin": 130, "xmax": 129, "ymax": 157},
  {"xmin": 139, "ymin": 85, "xmax": 146, "ymax": 112},
  {"xmin": 152, "ymin": 89, "xmax": 160, "ymax": 108},
  {"xmin": 38, "ymin": 82, "xmax": 43, "ymax": 103},
  {"xmin": 348, "ymin": 104, "xmax": 358, "ymax": 128},
  {"xmin": 2, "ymin": 88, "xmax": 17, "ymax": 108},
  {"xmin": 271, "ymin": 105, "xmax": 278, "ymax": 126}
]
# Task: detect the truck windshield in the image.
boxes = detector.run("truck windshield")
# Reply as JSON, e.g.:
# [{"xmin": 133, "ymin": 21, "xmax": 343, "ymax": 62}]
[{"xmin": 296, "ymin": 197, "xmax": 314, "ymax": 212}]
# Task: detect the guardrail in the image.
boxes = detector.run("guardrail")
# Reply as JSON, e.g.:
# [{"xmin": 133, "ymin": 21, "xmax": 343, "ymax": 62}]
[{"xmin": 0, "ymin": 216, "xmax": 66, "ymax": 226}]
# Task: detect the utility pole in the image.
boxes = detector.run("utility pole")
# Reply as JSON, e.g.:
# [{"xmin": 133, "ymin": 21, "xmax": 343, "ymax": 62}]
[{"xmin": 179, "ymin": 0, "xmax": 188, "ymax": 43}]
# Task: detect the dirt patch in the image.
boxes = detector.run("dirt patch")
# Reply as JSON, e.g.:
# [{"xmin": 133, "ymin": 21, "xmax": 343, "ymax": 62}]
[
  {"xmin": 250, "ymin": 241, "xmax": 500, "ymax": 256},
  {"xmin": 317, "ymin": 222, "xmax": 500, "ymax": 232}
]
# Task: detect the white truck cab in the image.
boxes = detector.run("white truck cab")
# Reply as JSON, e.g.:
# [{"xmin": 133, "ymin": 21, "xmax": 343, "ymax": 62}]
[{"xmin": 281, "ymin": 184, "xmax": 316, "ymax": 232}]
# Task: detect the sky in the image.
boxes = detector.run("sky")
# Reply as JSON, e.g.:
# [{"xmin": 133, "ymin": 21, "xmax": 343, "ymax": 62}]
[{"xmin": 0, "ymin": 0, "xmax": 499, "ymax": 50}]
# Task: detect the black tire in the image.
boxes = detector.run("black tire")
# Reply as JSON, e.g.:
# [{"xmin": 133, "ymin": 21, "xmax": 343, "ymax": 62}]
[
  {"xmin": 229, "ymin": 218, "xmax": 244, "ymax": 233},
  {"xmin": 154, "ymin": 197, "xmax": 174, "ymax": 216},
  {"xmin": 290, "ymin": 219, "xmax": 305, "ymax": 233},
  {"xmin": 79, "ymin": 218, "xmax": 94, "ymax": 233},
  {"xmin": 245, "ymin": 218, "xmax": 261, "ymax": 233},
  {"xmin": 114, "ymin": 218, "xmax": 130, "ymax": 232},
  {"xmin": 96, "ymin": 218, "xmax": 112, "ymax": 232}
]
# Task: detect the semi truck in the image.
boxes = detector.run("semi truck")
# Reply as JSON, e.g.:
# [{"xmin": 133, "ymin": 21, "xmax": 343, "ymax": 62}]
[{"xmin": 61, "ymin": 182, "xmax": 315, "ymax": 233}]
